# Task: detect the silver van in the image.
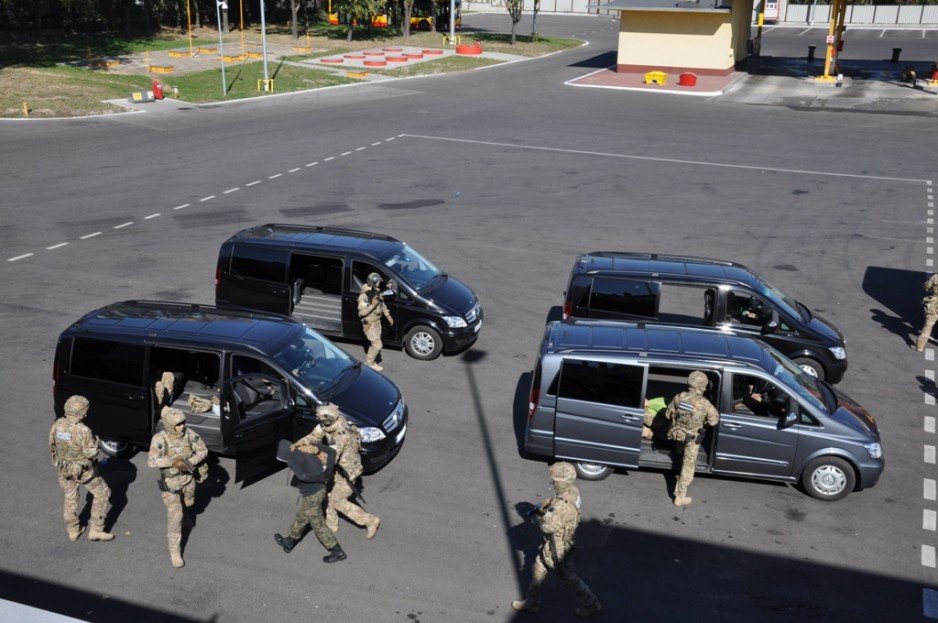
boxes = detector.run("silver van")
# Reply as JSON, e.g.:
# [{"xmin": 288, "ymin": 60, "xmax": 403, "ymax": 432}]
[{"xmin": 524, "ymin": 321, "xmax": 883, "ymax": 501}]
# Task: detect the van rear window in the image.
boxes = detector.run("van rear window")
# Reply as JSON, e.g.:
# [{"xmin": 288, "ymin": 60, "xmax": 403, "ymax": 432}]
[
  {"xmin": 558, "ymin": 359, "xmax": 643, "ymax": 408},
  {"xmin": 231, "ymin": 246, "xmax": 287, "ymax": 283},
  {"xmin": 71, "ymin": 338, "xmax": 145, "ymax": 387},
  {"xmin": 590, "ymin": 277, "xmax": 657, "ymax": 318}
]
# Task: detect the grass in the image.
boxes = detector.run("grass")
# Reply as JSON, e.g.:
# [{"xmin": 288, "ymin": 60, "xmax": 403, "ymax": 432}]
[
  {"xmin": 0, "ymin": 65, "xmax": 155, "ymax": 117},
  {"xmin": 169, "ymin": 60, "xmax": 356, "ymax": 103},
  {"xmin": 0, "ymin": 32, "xmax": 216, "ymax": 69},
  {"xmin": 378, "ymin": 55, "xmax": 502, "ymax": 77}
]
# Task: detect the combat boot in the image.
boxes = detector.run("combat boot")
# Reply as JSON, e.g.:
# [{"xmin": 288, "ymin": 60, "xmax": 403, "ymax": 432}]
[
  {"xmin": 575, "ymin": 602, "xmax": 602, "ymax": 618},
  {"xmin": 67, "ymin": 526, "xmax": 83, "ymax": 542},
  {"xmin": 88, "ymin": 530, "xmax": 115, "ymax": 541},
  {"xmin": 368, "ymin": 363, "xmax": 384, "ymax": 372},
  {"xmin": 323, "ymin": 544, "xmax": 347, "ymax": 563},
  {"xmin": 170, "ymin": 551, "xmax": 185, "ymax": 568},
  {"xmin": 275, "ymin": 533, "xmax": 298, "ymax": 553},
  {"xmin": 674, "ymin": 495, "xmax": 693, "ymax": 507},
  {"xmin": 366, "ymin": 516, "xmax": 380, "ymax": 540},
  {"xmin": 511, "ymin": 600, "xmax": 540, "ymax": 613}
]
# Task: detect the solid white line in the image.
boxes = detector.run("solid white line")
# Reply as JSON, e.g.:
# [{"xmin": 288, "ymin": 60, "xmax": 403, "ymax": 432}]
[
  {"xmin": 173, "ymin": 203, "xmax": 190, "ymax": 210},
  {"xmin": 324, "ymin": 156, "xmax": 335, "ymax": 162},
  {"xmin": 268, "ymin": 174, "xmax": 282, "ymax": 179},
  {"xmin": 399, "ymin": 134, "xmax": 930, "ymax": 184},
  {"xmin": 200, "ymin": 195, "xmax": 216, "ymax": 202},
  {"xmin": 926, "ymin": 445, "xmax": 936, "ymax": 464},
  {"xmin": 7, "ymin": 254, "xmax": 33, "ymax": 262},
  {"xmin": 288, "ymin": 168, "xmax": 301, "ymax": 173},
  {"xmin": 46, "ymin": 242, "xmax": 68, "ymax": 250},
  {"xmin": 924, "ymin": 545, "xmax": 936, "ymax": 568},
  {"xmin": 341, "ymin": 151, "xmax": 352, "ymax": 156},
  {"xmin": 80, "ymin": 232, "xmax": 102, "ymax": 239},
  {"xmin": 246, "ymin": 181, "xmax": 261, "ymax": 187},
  {"xmin": 371, "ymin": 142, "xmax": 382, "ymax": 146},
  {"xmin": 306, "ymin": 162, "xmax": 318, "ymax": 167},
  {"xmin": 927, "ymin": 479, "xmax": 937, "ymax": 501},
  {"xmin": 927, "ymin": 416, "xmax": 936, "ymax": 433},
  {"xmin": 798, "ymin": 28, "xmax": 812, "ymax": 36},
  {"xmin": 114, "ymin": 222, "xmax": 133, "ymax": 229},
  {"xmin": 356, "ymin": 146, "xmax": 366, "ymax": 151},
  {"xmin": 224, "ymin": 187, "xmax": 240, "ymax": 193},
  {"xmin": 927, "ymin": 509, "xmax": 938, "ymax": 531},
  {"xmin": 144, "ymin": 213, "xmax": 160, "ymax": 220}
]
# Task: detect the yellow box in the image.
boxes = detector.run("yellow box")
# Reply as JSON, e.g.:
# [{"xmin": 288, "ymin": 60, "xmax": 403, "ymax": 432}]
[
  {"xmin": 222, "ymin": 54, "xmax": 247, "ymax": 62},
  {"xmin": 198, "ymin": 47, "xmax": 218, "ymax": 54},
  {"xmin": 644, "ymin": 70, "xmax": 667, "ymax": 85},
  {"xmin": 168, "ymin": 50, "xmax": 193, "ymax": 58},
  {"xmin": 149, "ymin": 65, "xmax": 175, "ymax": 74},
  {"xmin": 246, "ymin": 51, "xmax": 265, "ymax": 59}
]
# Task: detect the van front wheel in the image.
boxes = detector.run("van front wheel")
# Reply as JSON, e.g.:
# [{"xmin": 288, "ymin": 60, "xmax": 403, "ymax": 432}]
[
  {"xmin": 574, "ymin": 462, "xmax": 612, "ymax": 481},
  {"xmin": 98, "ymin": 439, "xmax": 136, "ymax": 459},
  {"xmin": 404, "ymin": 325, "xmax": 443, "ymax": 360},
  {"xmin": 801, "ymin": 456, "xmax": 855, "ymax": 501}
]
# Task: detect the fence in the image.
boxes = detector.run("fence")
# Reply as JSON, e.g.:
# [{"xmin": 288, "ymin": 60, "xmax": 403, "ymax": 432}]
[
  {"xmin": 763, "ymin": 4, "xmax": 938, "ymax": 25},
  {"xmin": 464, "ymin": 0, "xmax": 616, "ymax": 15}
]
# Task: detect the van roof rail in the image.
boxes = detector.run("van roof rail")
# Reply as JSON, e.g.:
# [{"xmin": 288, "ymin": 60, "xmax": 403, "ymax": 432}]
[{"xmin": 248, "ymin": 223, "xmax": 399, "ymax": 242}]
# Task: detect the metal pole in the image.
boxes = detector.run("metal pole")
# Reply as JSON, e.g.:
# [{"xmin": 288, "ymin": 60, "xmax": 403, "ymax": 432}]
[
  {"xmin": 216, "ymin": 1, "xmax": 227, "ymax": 96},
  {"xmin": 239, "ymin": 0, "xmax": 244, "ymax": 53},
  {"xmin": 449, "ymin": 0, "xmax": 455, "ymax": 41},
  {"xmin": 260, "ymin": 0, "xmax": 270, "ymax": 90},
  {"xmin": 186, "ymin": 0, "xmax": 193, "ymax": 55}
]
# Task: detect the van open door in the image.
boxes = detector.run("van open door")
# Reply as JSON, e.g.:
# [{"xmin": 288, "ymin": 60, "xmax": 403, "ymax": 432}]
[{"xmin": 227, "ymin": 374, "xmax": 293, "ymax": 484}]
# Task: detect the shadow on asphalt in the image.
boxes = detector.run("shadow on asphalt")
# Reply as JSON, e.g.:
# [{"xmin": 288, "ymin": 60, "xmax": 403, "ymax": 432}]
[
  {"xmin": 98, "ymin": 457, "xmax": 137, "ymax": 532},
  {"xmin": 862, "ymin": 265, "xmax": 923, "ymax": 346},
  {"xmin": 567, "ymin": 50, "xmax": 616, "ymax": 69}
]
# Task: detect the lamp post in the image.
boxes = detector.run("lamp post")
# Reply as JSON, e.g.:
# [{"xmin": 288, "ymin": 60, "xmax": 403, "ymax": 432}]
[
  {"xmin": 216, "ymin": 0, "xmax": 228, "ymax": 96},
  {"xmin": 259, "ymin": 0, "xmax": 270, "ymax": 91}
]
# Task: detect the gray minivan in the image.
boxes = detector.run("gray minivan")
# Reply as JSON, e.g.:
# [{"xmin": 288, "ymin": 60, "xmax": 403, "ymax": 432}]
[{"xmin": 524, "ymin": 321, "xmax": 883, "ymax": 501}]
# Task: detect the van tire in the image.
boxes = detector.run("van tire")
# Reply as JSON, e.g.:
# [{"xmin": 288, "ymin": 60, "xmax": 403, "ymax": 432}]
[
  {"xmin": 404, "ymin": 325, "xmax": 443, "ymax": 360},
  {"xmin": 793, "ymin": 357, "xmax": 825, "ymax": 381},
  {"xmin": 574, "ymin": 462, "xmax": 613, "ymax": 481},
  {"xmin": 98, "ymin": 439, "xmax": 136, "ymax": 459},
  {"xmin": 801, "ymin": 456, "xmax": 855, "ymax": 501}
]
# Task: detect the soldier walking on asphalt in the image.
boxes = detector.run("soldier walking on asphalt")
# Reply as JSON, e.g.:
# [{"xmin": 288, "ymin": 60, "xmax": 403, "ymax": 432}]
[
  {"xmin": 290, "ymin": 403, "xmax": 380, "ymax": 539},
  {"xmin": 915, "ymin": 273, "xmax": 938, "ymax": 352},
  {"xmin": 666, "ymin": 371, "xmax": 720, "ymax": 507},
  {"xmin": 48, "ymin": 395, "xmax": 115, "ymax": 542},
  {"xmin": 358, "ymin": 272, "xmax": 393, "ymax": 371},
  {"xmin": 512, "ymin": 462, "xmax": 602, "ymax": 618},
  {"xmin": 275, "ymin": 439, "xmax": 347, "ymax": 563},
  {"xmin": 148, "ymin": 407, "xmax": 208, "ymax": 568}
]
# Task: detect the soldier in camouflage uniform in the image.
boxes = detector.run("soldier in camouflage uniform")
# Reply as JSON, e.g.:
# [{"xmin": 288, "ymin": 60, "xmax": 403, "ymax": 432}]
[
  {"xmin": 147, "ymin": 407, "xmax": 208, "ymax": 568},
  {"xmin": 48, "ymin": 395, "xmax": 114, "ymax": 542},
  {"xmin": 290, "ymin": 403, "xmax": 380, "ymax": 538},
  {"xmin": 666, "ymin": 371, "xmax": 720, "ymax": 507},
  {"xmin": 357, "ymin": 272, "xmax": 393, "ymax": 371},
  {"xmin": 915, "ymin": 274, "xmax": 938, "ymax": 352},
  {"xmin": 512, "ymin": 462, "xmax": 602, "ymax": 619}
]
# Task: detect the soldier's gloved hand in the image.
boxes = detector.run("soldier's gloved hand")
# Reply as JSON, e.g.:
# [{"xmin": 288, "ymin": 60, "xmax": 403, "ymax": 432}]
[
  {"xmin": 67, "ymin": 463, "xmax": 84, "ymax": 479},
  {"xmin": 289, "ymin": 442, "xmax": 299, "ymax": 452},
  {"xmin": 172, "ymin": 457, "xmax": 191, "ymax": 473},
  {"xmin": 387, "ymin": 318, "xmax": 394, "ymax": 326}
]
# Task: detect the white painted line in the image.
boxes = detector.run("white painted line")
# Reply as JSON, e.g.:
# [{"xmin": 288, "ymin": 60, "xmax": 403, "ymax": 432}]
[
  {"xmin": 926, "ymin": 478, "xmax": 937, "ymax": 501},
  {"xmin": 926, "ymin": 445, "xmax": 936, "ymax": 464},
  {"xmin": 929, "ymin": 370, "xmax": 935, "ymax": 381},
  {"xmin": 878, "ymin": 29, "xmax": 886, "ymax": 38},
  {"xmin": 386, "ymin": 137, "xmax": 396, "ymax": 141},
  {"xmin": 371, "ymin": 142, "xmax": 382, "ymax": 146},
  {"xmin": 397, "ymin": 133, "xmax": 404, "ymax": 137},
  {"xmin": 224, "ymin": 187, "xmax": 240, "ymax": 194},
  {"xmin": 928, "ymin": 259, "xmax": 935, "ymax": 268},
  {"xmin": 324, "ymin": 156, "xmax": 335, "ymax": 162},
  {"xmin": 929, "ymin": 227, "xmax": 935, "ymax": 234},
  {"xmin": 798, "ymin": 28, "xmax": 813, "ymax": 36},
  {"xmin": 306, "ymin": 162, "xmax": 318, "ymax": 167},
  {"xmin": 928, "ymin": 180, "xmax": 934, "ymax": 186},
  {"xmin": 924, "ymin": 545, "xmax": 936, "ymax": 568},
  {"xmin": 925, "ymin": 587, "xmax": 938, "ymax": 618},
  {"xmin": 114, "ymin": 222, "xmax": 133, "ymax": 229},
  {"xmin": 356, "ymin": 146, "xmax": 366, "ymax": 151},
  {"xmin": 930, "ymin": 203, "xmax": 935, "ymax": 209},
  {"xmin": 927, "ymin": 218, "xmax": 934, "ymax": 224},
  {"xmin": 144, "ymin": 213, "xmax": 160, "ymax": 220},
  {"xmin": 926, "ymin": 509, "xmax": 937, "ymax": 531},
  {"xmin": 80, "ymin": 232, "xmax": 102, "ymax": 240},
  {"xmin": 46, "ymin": 242, "xmax": 68, "ymax": 250},
  {"xmin": 246, "ymin": 181, "xmax": 261, "ymax": 187},
  {"xmin": 924, "ymin": 29, "xmax": 928, "ymax": 39},
  {"xmin": 928, "ymin": 237, "xmax": 934, "ymax": 244},
  {"xmin": 400, "ymin": 134, "xmax": 930, "ymax": 184},
  {"xmin": 288, "ymin": 168, "xmax": 301, "ymax": 173},
  {"xmin": 174, "ymin": 203, "xmax": 190, "ymax": 210},
  {"xmin": 200, "ymin": 195, "xmax": 216, "ymax": 202},
  {"xmin": 927, "ymin": 415, "xmax": 936, "ymax": 433},
  {"xmin": 341, "ymin": 151, "xmax": 352, "ymax": 156},
  {"xmin": 928, "ymin": 349, "xmax": 935, "ymax": 361},
  {"xmin": 928, "ymin": 247, "xmax": 934, "ymax": 255},
  {"xmin": 268, "ymin": 174, "xmax": 282, "ymax": 179}
]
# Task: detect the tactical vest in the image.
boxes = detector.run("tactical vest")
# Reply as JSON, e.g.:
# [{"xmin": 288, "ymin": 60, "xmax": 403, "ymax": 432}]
[
  {"xmin": 51, "ymin": 418, "xmax": 92, "ymax": 471},
  {"xmin": 672, "ymin": 392, "xmax": 707, "ymax": 432},
  {"xmin": 154, "ymin": 429, "xmax": 207, "ymax": 490},
  {"xmin": 327, "ymin": 418, "xmax": 363, "ymax": 482}
]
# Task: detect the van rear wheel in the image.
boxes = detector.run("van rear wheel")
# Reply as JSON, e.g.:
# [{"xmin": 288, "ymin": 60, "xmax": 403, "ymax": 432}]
[
  {"xmin": 793, "ymin": 357, "xmax": 825, "ymax": 381},
  {"xmin": 98, "ymin": 439, "xmax": 136, "ymax": 459},
  {"xmin": 404, "ymin": 325, "xmax": 443, "ymax": 360},
  {"xmin": 801, "ymin": 456, "xmax": 855, "ymax": 501},
  {"xmin": 574, "ymin": 461, "xmax": 612, "ymax": 481}
]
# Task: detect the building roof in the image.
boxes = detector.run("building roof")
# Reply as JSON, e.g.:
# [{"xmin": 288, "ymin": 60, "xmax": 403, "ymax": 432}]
[{"xmin": 600, "ymin": 0, "xmax": 730, "ymax": 12}]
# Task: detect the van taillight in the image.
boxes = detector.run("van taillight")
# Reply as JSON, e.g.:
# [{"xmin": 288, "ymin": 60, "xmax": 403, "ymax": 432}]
[
  {"xmin": 562, "ymin": 301, "xmax": 571, "ymax": 320},
  {"xmin": 214, "ymin": 266, "xmax": 220, "ymax": 288},
  {"xmin": 528, "ymin": 368, "xmax": 541, "ymax": 420}
]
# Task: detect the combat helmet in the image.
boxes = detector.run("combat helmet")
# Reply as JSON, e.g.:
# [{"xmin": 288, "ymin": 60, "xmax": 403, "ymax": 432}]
[
  {"xmin": 64, "ymin": 395, "xmax": 90, "ymax": 419},
  {"xmin": 688, "ymin": 371, "xmax": 709, "ymax": 392},
  {"xmin": 367, "ymin": 272, "xmax": 382, "ymax": 288},
  {"xmin": 549, "ymin": 461, "xmax": 577, "ymax": 484},
  {"xmin": 161, "ymin": 407, "xmax": 187, "ymax": 436},
  {"xmin": 316, "ymin": 402, "xmax": 341, "ymax": 424}
]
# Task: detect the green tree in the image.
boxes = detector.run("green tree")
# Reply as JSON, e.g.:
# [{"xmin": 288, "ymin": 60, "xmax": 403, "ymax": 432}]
[
  {"xmin": 505, "ymin": 0, "xmax": 521, "ymax": 44},
  {"xmin": 340, "ymin": 0, "xmax": 380, "ymax": 40},
  {"xmin": 401, "ymin": 0, "xmax": 414, "ymax": 36}
]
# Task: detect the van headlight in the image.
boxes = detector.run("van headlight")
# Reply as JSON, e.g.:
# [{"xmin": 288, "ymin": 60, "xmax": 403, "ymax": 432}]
[
  {"xmin": 443, "ymin": 315, "xmax": 467, "ymax": 328},
  {"xmin": 359, "ymin": 427, "xmax": 386, "ymax": 443},
  {"xmin": 864, "ymin": 442, "xmax": 882, "ymax": 459},
  {"xmin": 829, "ymin": 346, "xmax": 846, "ymax": 360}
]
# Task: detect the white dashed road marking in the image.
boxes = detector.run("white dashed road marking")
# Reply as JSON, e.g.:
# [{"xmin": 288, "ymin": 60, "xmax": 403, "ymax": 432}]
[
  {"xmin": 246, "ymin": 181, "xmax": 261, "ymax": 187},
  {"xmin": 341, "ymin": 151, "xmax": 352, "ymax": 156},
  {"xmin": 200, "ymin": 195, "xmax": 216, "ymax": 202},
  {"xmin": 144, "ymin": 213, "xmax": 160, "ymax": 220},
  {"xmin": 46, "ymin": 243, "xmax": 68, "ymax": 250},
  {"xmin": 306, "ymin": 162, "xmax": 318, "ymax": 167},
  {"xmin": 926, "ymin": 509, "xmax": 937, "ymax": 531},
  {"xmin": 269, "ymin": 174, "xmax": 282, "ymax": 179},
  {"xmin": 288, "ymin": 168, "xmax": 300, "ymax": 173},
  {"xmin": 928, "ymin": 349, "xmax": 935, "ymax": 361},
  {"xmin": 324, "ymin": 157, "xmax": 335, "ymax": 162},
  {"xmin": 224, "ymin": 187, "xmax": 240, "ymax": 194},
  {"xmin": 371, "ymin": 142, "xmax": 382, "ymax": 146},
  {"xmin": 114, "ymin": 222, "xmax": 133, "ymax": 229},
  {"xmin": 80, "ymin": 232, "xmax": 101, "ymax": 240},
  {"xmin": 386, "ymin": 137, "xmax": 396, "ymax": 142},
  {"xmin": 356, "ymin": 146, "xmax": 366, "ymax": 151},
  {"xmin": 927, "ymin": 479, "xmax": 937, "ymax": 501},
  {"xmin": 7, "ymin": 253, "xmax": 33, "ymax": 262},
  {"xmin": 174, "ymin": 203, "xmax": 190, "ymax": 210},
  {"xmin": 924, "ymin": 545, "xmax": 936, "ymax": 568},
  {"xmin": 928, "ymin": 416, "xmax": 936, "ymax": 433}
]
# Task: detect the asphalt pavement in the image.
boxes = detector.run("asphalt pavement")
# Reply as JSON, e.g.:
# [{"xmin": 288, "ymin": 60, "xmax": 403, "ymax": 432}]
[{"xmin": 0, "ymin": 13, "xmax": 937, "ymax": 623}]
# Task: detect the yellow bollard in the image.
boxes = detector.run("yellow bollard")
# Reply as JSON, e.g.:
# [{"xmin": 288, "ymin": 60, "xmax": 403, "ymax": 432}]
[{"xmin": 22, "ymin": 102, "xmax": 29, "ymax": 117}]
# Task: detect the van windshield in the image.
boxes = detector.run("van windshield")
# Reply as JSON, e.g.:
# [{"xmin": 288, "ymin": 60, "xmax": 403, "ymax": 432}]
[
  {"xmin": 767, "ymin": 348, "xmax": 826, "ymax": 412},
  {"xmin": 757, "ymin": 278, "xmax": 803, "ymax": 322},
  {"xmin": 274, "ymin": 328, "xmax": 358, "ymax": 394},
  {"xmin": 384, "ymin": 244, "xmax": 442, "ymax": 292}
]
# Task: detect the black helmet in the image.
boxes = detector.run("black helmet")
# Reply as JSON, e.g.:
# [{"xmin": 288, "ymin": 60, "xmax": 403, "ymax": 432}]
[{"xmin": 367, "ymin": 273, "xmax": 382, "ymax": 287}]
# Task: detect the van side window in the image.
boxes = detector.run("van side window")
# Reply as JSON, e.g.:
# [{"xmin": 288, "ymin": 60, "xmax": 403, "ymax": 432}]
[
  {"xmin": 658, "ymin": 285, "xmax": 716, "ymax": 326},
  {"xmin": 725, "ymin": 291, "xmax": 771, "ymax": 327},
  {"xmin": 732, "ymin": 374, "xmax": 791, "ymax": 419},
  {"xmin": 289, "ymin": 254, "xmax": 343, "ymax": 297},
  {"xmin": 71, "ymin": 338, "xmax": 145, "ymax": 387},
  {"xmin": 558, "ymin": 359, "xmax": 643, "ymax": 407},
  {"xmin": 590, "ymin": 278, "xmax": 657, "ymax": 319},
  {"xmin": 230, "ymin": 246, "xmax": 287, "ymax": 283},
  {"xmin": 149, "ymin": 346, "xmax": 221, "ymax": 412},
  {"xmin": 351, "ymin": 262, "xmax": 390, "ymax": 293}
]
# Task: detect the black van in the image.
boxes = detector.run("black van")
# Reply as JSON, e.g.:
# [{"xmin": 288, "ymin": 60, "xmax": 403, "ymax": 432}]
[
  {"xmin": 562, "ymin": 252, "xmax": 848, "ymax": 383},
  {"xmin": 53, "ymin": 301, "xmax": 408, "ymax": 482},
  {"xmin": 215, "ymin": 224, "xmax": 483, "ymax": 361}
]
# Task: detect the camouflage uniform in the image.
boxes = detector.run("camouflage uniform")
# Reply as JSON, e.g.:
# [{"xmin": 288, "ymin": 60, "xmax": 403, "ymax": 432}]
[
  {"xmin": 513, "ymin": 462, "xmax": 601, "ymax": 618},
  {"xmin": 154, "ymin": 371, "xmax": 176, "ymax": 408},
  {"xmin": 292, "ymin": 404, "xmax": 380, "ymax": 538},
  {"xmin": 666, "ymin": 371, "xmax": 720, "ymax": 507},
  {"xmin": 915, "ymin": 274, "xmax": 938, "ymax": 352},
  {"xmin": 48, "ymin": 395, "xmax": 114, "ymax": 542},
  {"xmin": 147, "ymin": 407, "xmax": 208, "ymax": 568},
  {"xmin": 357, "ymin": 273, "xmax": 393, "ymax": 371}
]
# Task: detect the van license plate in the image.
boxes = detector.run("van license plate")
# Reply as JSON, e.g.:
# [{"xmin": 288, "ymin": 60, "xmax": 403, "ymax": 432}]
[
  {"xmin": 395, "ymin": 425, "xmax": 407, "ymax": 445},
  {"xmin": 473, "ymin": 319, "xmax": 482, "ymax": 333}
]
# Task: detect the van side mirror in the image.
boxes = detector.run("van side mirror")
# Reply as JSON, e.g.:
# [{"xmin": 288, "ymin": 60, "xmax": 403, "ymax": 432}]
[
  {"xmin": 382, "ymin": 279, "xmax": 397, "ymax": 298},
  {"xmin": 779, "ymin": 412, "xmax": 798, "ymax": 429},
  {"xmin": 762, "ymin": 311, "xmax": 779, "ymax": 334}
]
